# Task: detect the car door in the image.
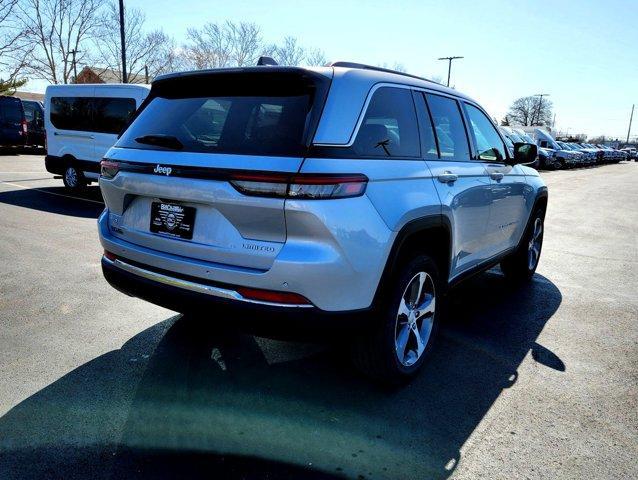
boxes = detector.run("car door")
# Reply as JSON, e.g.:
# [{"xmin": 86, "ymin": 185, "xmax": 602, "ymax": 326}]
[
  {"xmin": 420, "ymin": 92, "xmax": 493, "ymax": 280},
  {"xmin": 462, "ymin": 102, "xmax": 531, "ymax": 258}
]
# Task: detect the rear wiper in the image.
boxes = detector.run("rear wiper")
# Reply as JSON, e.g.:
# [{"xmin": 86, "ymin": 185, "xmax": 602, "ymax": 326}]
[{"xmin": 134, "ymin": 134, "xmax": 183, "ymax": 150}]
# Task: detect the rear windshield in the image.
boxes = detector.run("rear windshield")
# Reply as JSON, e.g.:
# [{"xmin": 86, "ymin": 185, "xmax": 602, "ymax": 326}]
[
  {"xmin": 0, "ymin": 97, "xmax": 23, "ymax": 123},
  {"xmin": 118, "ymin": 70, "xmax": 328, "ymax": 157}
]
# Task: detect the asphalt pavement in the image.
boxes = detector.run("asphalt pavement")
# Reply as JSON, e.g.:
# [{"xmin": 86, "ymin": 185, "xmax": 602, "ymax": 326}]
[{"xmin": 0, "ymin": 153, "xmax": 636, "ymax": 479}]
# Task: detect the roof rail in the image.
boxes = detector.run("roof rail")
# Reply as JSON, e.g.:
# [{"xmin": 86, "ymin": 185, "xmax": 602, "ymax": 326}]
[{"xmin": 326, "ymin": 61, "xmax": 441, "ymax": 85}]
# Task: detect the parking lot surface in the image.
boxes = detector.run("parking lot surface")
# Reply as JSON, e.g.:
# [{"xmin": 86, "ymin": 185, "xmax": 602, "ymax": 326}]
[{"xmin": 0, "ymin": 154, "xmax": 636, "ymax": 479}]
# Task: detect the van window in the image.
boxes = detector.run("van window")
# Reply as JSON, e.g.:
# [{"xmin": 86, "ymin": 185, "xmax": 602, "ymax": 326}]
[
  {"xmin": 0, "ymin": 97, "xmax": 24, "ymax": 124},
  {"xmin": 425, "ymin": 94, "xmax": 470, "ymax": 160},
  {"xmin": 50, "ymin": 96, "xmax": 136, "ymax": 133},
  {"xmin": 93, "ymin": 98, "xmax": 137, "ymax": 134},
  {"xmin": 50, "ymin": 97, "xmax": 93, "ymax": 131},
  {"xmin": 352, "ymin": 87, "xmax": 419, "ymax": 158},
  {"xmin": 464, "ymin": 103, "xmax": 507, "ymax": 162}
]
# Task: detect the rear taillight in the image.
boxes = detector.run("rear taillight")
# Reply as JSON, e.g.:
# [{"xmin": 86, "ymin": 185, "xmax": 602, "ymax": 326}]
[
  {"xmin": 21, "ymin": 119, "xmax": 27, "ymax": 134},
  {"xmin": 103, "ymin": 250, "xmax": 117, "ymax": 261},
  {"xmin": 100, "ymin": 160, "xmax": 120, "ymax": 179},
  {"xmin": 229, "ymin": 173, "xmax": 368, "ymax": 200}
]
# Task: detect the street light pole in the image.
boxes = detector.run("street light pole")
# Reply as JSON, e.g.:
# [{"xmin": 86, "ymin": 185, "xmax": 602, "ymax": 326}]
[
  {"xmin": 118, "ymin": 0, "xmax": 127, "ymax": 83},
  {"xmin": 68, "ymin": 49, "xmax": 80, "ymax": 82},
  {"xmin": 626, "ymin": 104, "xmax": 634, "ymax": 144},
  {"xmin": 532, "ymin": 93, "xmax": 549, "ymax": 126},
  {"xmin": 437, "ymin": 56, "xmax": 464, "ymax": 87}
]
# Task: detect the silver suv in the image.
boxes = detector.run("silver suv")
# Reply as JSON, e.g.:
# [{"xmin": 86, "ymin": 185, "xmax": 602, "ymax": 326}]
[{"xmin": 98, "ymin": 62, "xmax": 547, "ymax": 383}]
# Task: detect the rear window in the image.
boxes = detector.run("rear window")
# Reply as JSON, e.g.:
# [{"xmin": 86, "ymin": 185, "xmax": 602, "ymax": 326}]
[
  {"xmin": 0, "ymin": 97, "xmax": 24, "ymax": 123},
  {"xmin": 118, "ymin": 70, "xmax": 328, "ymax": 157}
]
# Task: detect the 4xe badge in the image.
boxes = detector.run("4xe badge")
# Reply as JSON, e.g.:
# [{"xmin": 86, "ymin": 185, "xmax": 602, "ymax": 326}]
[{"xmin": 154, "ymin": 164, "xmax": 172, "ymax": 176}]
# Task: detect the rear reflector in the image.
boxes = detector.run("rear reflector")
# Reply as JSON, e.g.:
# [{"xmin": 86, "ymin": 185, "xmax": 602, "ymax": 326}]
[
  {"xmin": 103, "ymin": 250, "xmax": 118, "ymax": 261},
  {"xmin": 229, "ymin": 173, "xmax": 368, "ymax": 199},
  {"xmin": 236, "ymin": 287, "xmax": 311, "ymax": 305}
]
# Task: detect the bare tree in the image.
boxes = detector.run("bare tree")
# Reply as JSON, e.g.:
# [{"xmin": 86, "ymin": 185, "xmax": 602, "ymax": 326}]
[
  {"xmin": 13, "ymin": 0, "xmax": 103, "ymax": 84},
  {"xmin": 378, "ymin": 61, "xmax": 406, "ymax": 73},
  {"xmin": 304, "ymin": 47, "xmax": 327, "ymax": 66},
  {"xmin": 507, "ymin": 95, "xmax": 553, "ymax": 126},
  {"xmin": 274, "ymin": 36, "xmax": 305, "ymax": 66},
  {"xmin": 0, "ymin": 0, "xmax": 30, "ymax": 85},
  {"xmin": 183, "ymin": 21, "xmax": 263, "ymax": 69},
  {"xmin": 93, "ymin": 1, "xmax": 177, "ymax": 83}
]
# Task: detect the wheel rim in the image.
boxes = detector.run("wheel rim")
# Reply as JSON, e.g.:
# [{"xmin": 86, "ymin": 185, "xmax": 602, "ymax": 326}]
[
  {"xmin": 65, "ymin": 167, "xmax": 78, "ymax": 187},
  {"xmin": 394, "ymin": 272, "xmax": 436, "ymax": 367},
  {"xmin": 528, "ymin": 217, "xmax": 543, "ymax": 270}
]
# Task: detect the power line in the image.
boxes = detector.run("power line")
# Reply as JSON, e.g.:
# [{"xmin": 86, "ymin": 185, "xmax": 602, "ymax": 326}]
[{"xmin": 437, "ymin": 56, "xmax": 463, "ymax": 87}]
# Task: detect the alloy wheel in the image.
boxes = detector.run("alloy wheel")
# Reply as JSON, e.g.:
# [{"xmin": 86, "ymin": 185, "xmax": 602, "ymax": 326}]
[
  {"xmin": 65, "ymin": 167, "xmax": 78, "ymax": 188},
  {"xmin": 394, "ymin": 272, "xmax": 436, "ymax": 367},
  {"xmin": 528, "ymin": 217, "xmax": 543, "ymax": 270}
]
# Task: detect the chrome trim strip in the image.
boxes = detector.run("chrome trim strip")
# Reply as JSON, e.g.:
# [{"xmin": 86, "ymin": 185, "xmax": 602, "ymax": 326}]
[{"xmin": 103, "ymin": 256, "xmax": 313, "ymax": 309}]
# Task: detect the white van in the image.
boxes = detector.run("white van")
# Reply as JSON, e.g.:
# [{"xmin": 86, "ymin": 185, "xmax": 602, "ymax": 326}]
[{"xmin": 45, "ymin": 84, "xmax": 149, "ymax": 190}]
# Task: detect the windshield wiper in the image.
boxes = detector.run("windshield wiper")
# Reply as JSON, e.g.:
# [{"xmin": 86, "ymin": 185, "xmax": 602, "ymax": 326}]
[{"xmin": 135, "ymin": 134, "xmax": 183, "ymax": 150}]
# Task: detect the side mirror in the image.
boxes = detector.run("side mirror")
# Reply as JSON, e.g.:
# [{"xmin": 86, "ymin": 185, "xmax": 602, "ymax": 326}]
[{"xmin": 512, "ymin": 142, "xmax": 537, "ymax": 165}]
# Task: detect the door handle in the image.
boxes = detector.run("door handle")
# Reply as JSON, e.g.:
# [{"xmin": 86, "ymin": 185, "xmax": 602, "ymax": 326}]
[
  {"xmin": 489, "ymin": 172, "xmax": 504, "ymax": 181},
  {"xmin": 438, "ymin": 172, "xmax": 458, "ymax": 184}
]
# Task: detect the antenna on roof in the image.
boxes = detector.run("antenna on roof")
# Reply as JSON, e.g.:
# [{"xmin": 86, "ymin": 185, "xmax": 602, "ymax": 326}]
[{"xmin": 257, "ymin": 56, "xmax": 278, "ymax": 66}]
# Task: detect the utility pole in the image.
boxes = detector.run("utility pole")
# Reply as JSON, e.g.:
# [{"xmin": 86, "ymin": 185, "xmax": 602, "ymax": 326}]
[
  {"xmin": 144, "ymin": 65, "xmax": 149, "ymax": 84},
  {"xmin": 68, "ymin": 49, "xmax": 80, "ymax": 82},
  {"xmin": 532, "ymin": 93, "xmax": 549, "ymax": 126},
  {"xmin": 437, "ymin": 56, "xmax": 464, "ymax": 87},
  {"xmin": 118, "ymin": 0, "xmax": 127, "ymax": 83},
  {"xmin": 626, "ymin": 104, "xmax": 634, "ymax": 144}
]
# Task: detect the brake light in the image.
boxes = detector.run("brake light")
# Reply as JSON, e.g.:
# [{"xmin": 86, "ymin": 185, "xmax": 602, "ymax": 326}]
[
  {"xmin": 236, "ymin": 286, "xmax": 311, "ymax": 305},
  {"xmin": 100, "ymin": 160, "xmax": 120, "ymax": 179},
  {"xmin": 229, "ymin": 173, "xmax": 368, "ymax": 199},
  {"xmin": 21, "ymin": 119, "xmax": 27, "ymax": 134}
]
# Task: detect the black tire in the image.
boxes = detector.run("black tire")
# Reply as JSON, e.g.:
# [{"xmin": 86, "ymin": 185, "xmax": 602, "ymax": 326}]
[
  {"xmin": 501, "ymin": 208, "xmax": 545, "ymax": 282},
  {"xmin": 351, "ymin": 254, "xmax": 441, "ymax": 385},
  {"xmin": 62, "ymin": 164, "xmax": 86, "ymax": 191}
]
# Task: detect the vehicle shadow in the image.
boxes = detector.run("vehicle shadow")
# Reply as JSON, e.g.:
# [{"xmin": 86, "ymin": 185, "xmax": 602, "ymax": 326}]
[
  {"xmin": 0, "ymin": 185, "xmax": 104, "ymax": 218},
  {"xmin": 0, "ymin": 271, "xmax": 562, "ymax": 480}
]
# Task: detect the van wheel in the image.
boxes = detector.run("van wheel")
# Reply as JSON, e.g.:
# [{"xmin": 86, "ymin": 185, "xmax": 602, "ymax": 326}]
[
  {"xmin": 351, "ymin": 255, "xmax": 440, "ymax": 385},
  {"xmin": 63, "ymin": 166, "xmax": 86, "ymax": 191},
  {"xmin": 501, "ymin": 208, "xmax": 544, "ymax": 282}
]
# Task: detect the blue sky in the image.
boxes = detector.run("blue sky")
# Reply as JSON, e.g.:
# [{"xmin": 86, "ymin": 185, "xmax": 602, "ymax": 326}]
[{"xmin": 34, "ymin": 0, "xmax": 638, "ymax": 138}]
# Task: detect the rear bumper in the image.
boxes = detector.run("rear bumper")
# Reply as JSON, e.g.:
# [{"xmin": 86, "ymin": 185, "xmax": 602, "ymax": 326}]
[{"xmin": 102, "ymin": 255, "xmax": 369, "ymax": 334}]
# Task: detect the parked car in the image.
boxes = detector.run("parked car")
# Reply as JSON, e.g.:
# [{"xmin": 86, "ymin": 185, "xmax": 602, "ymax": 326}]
[
  {"xmin": 21, "ymin": 99, "xmax": 46, "ymax": 148},
  {"xmin": 620, "ymin": 147, "xmax": 637, "ymax": 160},
  {"xmin": 44, "ymin": 84, "xmax": 150, "ymax": 190},
  {"xmin": 531, "ymin": 129, "xmax": 582, "ymax": 168},
  {"xmin": 557, "ymin": 141, "xmax": 595, "ymax": 166},
  {"xmin": 0, "ymin": 95, "xmax": 27, "ymax": 149},
  {"xmin": 98, "ymin": 62, "xmax": 546, "ymax": 383},
  {"xmin": 511, "ymin": 128, "xmax": 555, "ymax": 169}
]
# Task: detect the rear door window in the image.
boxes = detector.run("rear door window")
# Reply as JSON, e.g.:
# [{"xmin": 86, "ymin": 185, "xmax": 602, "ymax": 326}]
[
  {"xmin": 425, "ymin": 94, "xmax": 471, "ymax": 161},
  {"xmin": 93, "ymin": 97, "xmax": 137, "ymax": 134},
  {"xmin": 352, "ymin": 87, "xmax": 420, "ymax": 158}
]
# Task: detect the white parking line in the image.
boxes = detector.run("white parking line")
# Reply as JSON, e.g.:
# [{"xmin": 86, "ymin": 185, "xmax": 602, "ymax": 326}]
[{"xmin": 0, "ymin": 179, "xmax": 104, "ymax": 205}]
